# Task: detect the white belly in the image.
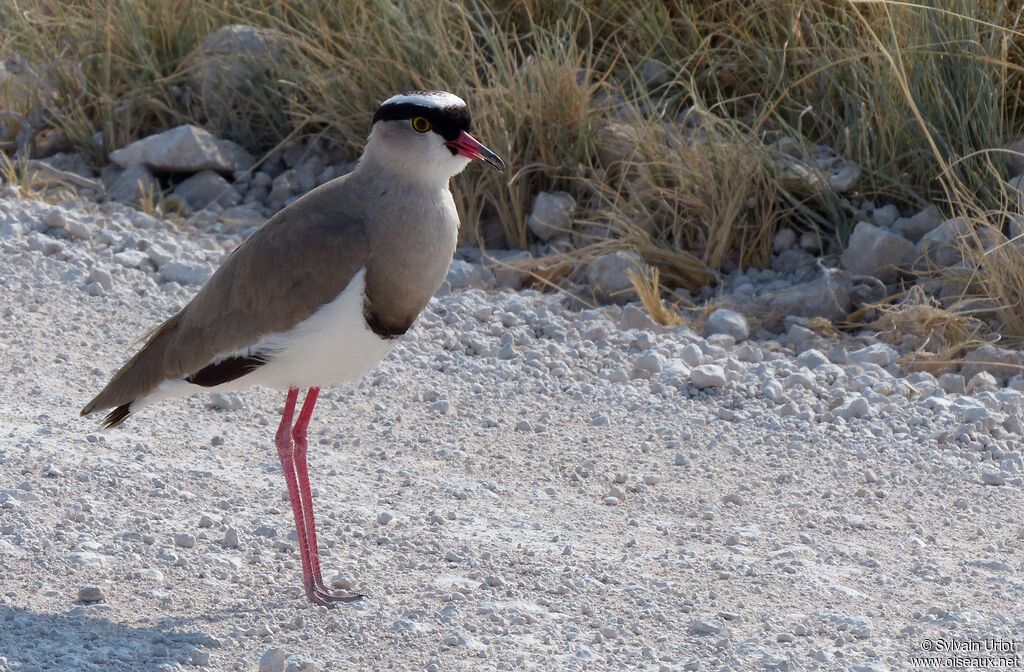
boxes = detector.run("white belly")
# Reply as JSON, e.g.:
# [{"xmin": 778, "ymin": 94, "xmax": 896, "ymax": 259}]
[
  {"xmin": 246, "ymin": 268, "xmax": 398, "ymax": 389},
  {"xmin": 133, "ymin": 268, "xmax": 397, "ymax": 410}
]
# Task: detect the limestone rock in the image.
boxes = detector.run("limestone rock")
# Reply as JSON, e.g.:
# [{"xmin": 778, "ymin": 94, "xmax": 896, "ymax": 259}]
[
  {"xmin": 704, "ymin": 309, "xmax": 749, "ymax": 342},
  {"xmin": 960, "ymin": 344, "xmax": 1024, "ymax": 382},
  {"xmin": 585, "ymin": 251, "xmax": 641, "ymax": 305},
  {"xmin": 527, "ymin": 191, "xmax": 575, "ymax": 241},
  {"xmin": 109, "ymin": 125, "xmax": 254, "ymax": 174},
  {"xmin": 840, "ymin": 221, "xmax": 915, "ymax": 283},
  {"xmin": 106, "ymin": 164, "xmax": 158, "ymax": 205},
  {"xmin": 173, "ymin": 170, "xmax": 241, "ymax": 210},
  {"xmin": 892, "ymin": 205, "xmax": 942, "ymax": 243}
]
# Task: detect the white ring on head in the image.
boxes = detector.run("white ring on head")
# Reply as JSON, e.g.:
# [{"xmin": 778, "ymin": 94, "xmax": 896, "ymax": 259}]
[{"xmin": 381, "ymin": 91, "xmax": 466, "ymax": 110}]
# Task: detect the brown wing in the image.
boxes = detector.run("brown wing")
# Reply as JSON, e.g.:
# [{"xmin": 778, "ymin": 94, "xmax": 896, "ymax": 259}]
[{"xmin": 81, "ymin": 176, "xmax": 370, "ymax": 416}]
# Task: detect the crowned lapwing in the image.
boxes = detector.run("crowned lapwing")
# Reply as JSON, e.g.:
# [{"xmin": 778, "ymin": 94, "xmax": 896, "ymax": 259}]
[{"xmin": 81, "ymin": 90, "xmax": 504, "ymax": 605}]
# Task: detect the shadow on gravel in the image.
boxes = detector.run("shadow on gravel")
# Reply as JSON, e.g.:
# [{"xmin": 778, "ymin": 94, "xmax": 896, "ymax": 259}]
[{"xmin": 0, "ymin": 605, "xmax": 216, "ymax": 671}]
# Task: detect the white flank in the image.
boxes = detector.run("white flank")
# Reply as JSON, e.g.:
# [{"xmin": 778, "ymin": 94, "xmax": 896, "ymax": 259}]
[
  {"xmin": 382, "ymin": 91, "xmax": 466, "ymax": 110},
  {"xmin": 130, "ymin": 268, "xmax": 398, "ymax": 410}
]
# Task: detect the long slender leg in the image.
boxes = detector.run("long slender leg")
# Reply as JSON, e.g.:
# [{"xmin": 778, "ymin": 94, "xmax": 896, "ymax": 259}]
[
  {"xmin": 274, "ymin": 388, "xmax": 324, "ymax": 605},
  {"xmin": 292, "ymin": 387, "xmax": 360, "ymax": 603}
]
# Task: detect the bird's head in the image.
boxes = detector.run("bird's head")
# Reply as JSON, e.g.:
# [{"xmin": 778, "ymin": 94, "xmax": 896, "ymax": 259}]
[{"xmin": 364, "ymin": 90, "xmax": 504, "ymax": 185}]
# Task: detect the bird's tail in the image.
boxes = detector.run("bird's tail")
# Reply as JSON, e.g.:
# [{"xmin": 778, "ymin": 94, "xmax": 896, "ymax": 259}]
[{"xmin": 80, "ymin": 314, "xmax": 182, "ymax": 425}]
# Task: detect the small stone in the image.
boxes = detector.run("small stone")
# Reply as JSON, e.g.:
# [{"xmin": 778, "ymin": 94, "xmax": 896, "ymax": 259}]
[
  {"xmin": 172, "ymin": 169, "xmax": 241, "ymax": 210},
  {"xmin": 77, "ymin": 586, "xmax": 104, "ymax": 603},
  {"xmin": 221, "ymin": 528, "xmax": 239, "ymax": 549},
  {"xmin": 981, "ymin": 471, "xmax": 1007, "ymax": 486},
  {"xmin": 939, "ymin": 373, "xmax": 966, "ymax": 394},
  {"xmin": 772, "ymin": 228, "xmax": 797, "ymax": 252},
  {"xmin": 631, "ymin": 352, "xmax": 665, "ymax": 379},
  {"xmin": 704, "ymin": 309, "xmax": 749, "ymax": 342},
  {"xmin": 377, "ymin": 511, "xmax": 394, "ymax": 525},
  {"xmin": 109, "ymin": 124, "xmax": 254, "ymax": 173},
  {"xmin": 828, "ymin": 161, "xmax": 860, "ymax": 193},
  {"xmin": 259, "ymin": 647, "xmax": 287, "ymax": 672},
  {"xmin": 679, "ymin": 344, "xmax": 704, "ymax": 367},
  {"xmin": 722, "ymin": 492, "xmax": 745, "ymax": 506},
  {"xmin": 514, "ymin": 420, "xmax": 532, "ymax": 432},
  {"xmin": 690, "ymin": 365, "xmax": 727, "ymax": 388},
  {"xmin": 198, "ymin": 514, "xmax": 214, "ymax": 528},
  {"xmin": 847, "ymin": 343, "xmax": 898, "ymax": 367},
  {"xmin": 160, "ymin": 261, "xmax": 213, "ymax": 286},
  {"xmin": 484, "ymin": 574, "xmax": 505, "ymax": 587},
  {"xmin": 836, "ymin": 396, "xmax": 870, "ymax": 420},
  {"xmin": 777, "ymin": 632, "xmax": 796, "ymax": 643},
  {"xmin": 893, "ymin": 205, "xmax": 942, "ymax": 242},
  {"xmin": 841, "ymin": 221, "xmax": 915, "ymax": 283},
  {"xmin": 586, "ymin": 251, "xmax": 641, "ymax": 305},
  {"xmin": 640, "ymin": 59, "xmax": 670, "ymax": 87},
  {"xmin": 86, "ymin": 268, "xmax": 113, "ymax": 291},
  {"xmin": 871, "ymin": 204, "xmax": 900, "ymax": 228},
  {"xmin": 527, "ymin": 191, "xmax": 575, "ymax": 241},
  {"xmin": 173, "ymin": 533, "xmax": 196, "ymax": 548},
  {"xmin": 66, "ymin": 219, "xmax": 95, "ymax": 240},
  {"xmin": 967, "ymin": 371, "xmax": 998, "ymax": 393}
]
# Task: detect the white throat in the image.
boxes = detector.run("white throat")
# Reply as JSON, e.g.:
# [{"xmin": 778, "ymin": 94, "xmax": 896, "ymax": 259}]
[{"xmin": 358, "ymin": 127, "xmax": 471, "ymax": 188}]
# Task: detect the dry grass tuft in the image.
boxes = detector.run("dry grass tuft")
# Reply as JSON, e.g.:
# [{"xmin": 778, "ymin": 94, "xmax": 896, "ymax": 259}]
[
  {"xmin": 867, "ymin": 286, "xmax": 988, "ymax": 373},
  {"xmin": 627, "ymin": 265, "xmax": 686, "ymax": 326}
]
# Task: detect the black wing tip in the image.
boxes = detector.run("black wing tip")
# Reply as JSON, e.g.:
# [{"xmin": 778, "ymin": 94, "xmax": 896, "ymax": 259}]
[{"xmin": 101, "ymin": 404, "xmax": 132, "ymax": 429}]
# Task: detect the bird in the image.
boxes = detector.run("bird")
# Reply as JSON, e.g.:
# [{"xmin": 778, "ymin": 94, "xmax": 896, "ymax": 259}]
[{"xmin": 81, "ymin": 90, "xmax": 504, "ymax": 605}]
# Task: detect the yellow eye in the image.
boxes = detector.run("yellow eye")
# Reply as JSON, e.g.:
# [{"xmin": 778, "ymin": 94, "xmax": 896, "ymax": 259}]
[{"xmin": 411, "ymin": 116, "xmax": 431, "ymax": 133}]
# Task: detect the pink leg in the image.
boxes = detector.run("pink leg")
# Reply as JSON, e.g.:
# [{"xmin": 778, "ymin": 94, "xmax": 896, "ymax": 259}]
[
  {"xmin": 274, "ymin": 388, "xmax": 320, "ymax": 603},
  {"xmin": 286, "ymin": 388, "xmax": 360, "ymax": 605}
]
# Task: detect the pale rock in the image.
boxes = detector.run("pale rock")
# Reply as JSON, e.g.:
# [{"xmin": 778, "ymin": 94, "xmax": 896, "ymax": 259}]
[
  {"xmin": 871, "ymin": 204, "xmax": 900, "ymax": 228},
  {"xmin": 173, "ymin": 170, "xmax": 241, "ymax": 210},
  {"xmin": 187, "ymin": 24, "xmax": 288, "ymax": 105},
  {"xmin": 640, "ymin": 59, "xmax": 671, "ymax": 87},
  {"xmin": 915, "ymin": 218, "xmax": 976, "ymax": 269},
  {"xmin": 1006, "ymin": 136, "xmax": 1024, "ymax": 176},
  {"xmin": 113, "ymin": 249, "xmax": 151, "ymax": 269},
  {"xmin": 441, "ymin": 260, "xmax": 491, "ymax": 294},
  {"xmin": 704, "ymin": 309, "xmax": 749, "ymax": 342},
  {"xmin": 260, "ymin": 647, "xmax": 287, "ymax": 672},
  {"xmin": 967, "ymin": 371, "xmax": 998, "ymax": 393},
  {"xmin": 959, "ymin": 344, "xmax": 1024, "ymax": 382},
  {"xmin": 631, "ymin": 352, "xmax": 664, "ymax": 379},
  {"xmin": 847, "ymin": 343, "xmax": 898, "ymax": 367},
  {"xmin": 159, "ymin": 261, "xmax": 213, "ymax": 285},
  {"xmin": 65, "ymin": 218, "xmax": 95, "ymax": 240},
  {"xmin": 110, "ymin": 124, "xmax": 254, "ymax": 173},
  {"xmin": 938, "ymin": 372, "xmax": 966, "ymax": 394},
  {"xmin": 586, "ymin": 251, "xmax": 641, "ymax": 305},
  {"xmin": 679, "ymin": 343, "xmax": 704, "ymax": 367},
  {"xmin": 835, "ymin": 395, "xmax": 870, "ymax": 420},
  {"xmin": 828, "ymin": 161, "xmax": 860, "ymax": 193},
  {"xmin": 487, "ymin": 249, "xmax": 533, "ymax": 289},
  {"xmin": 772, "ymin": 228, "xmax": 797, "ymax": 252},
  {"xmin": 795, "ymin": 348, "xmax": 829, "ymax": 370},
  {"xmin": 691, "ymin": 365, "xmax": 727, "ymax": 388},
  {"xmin": 527, "ymin": 191, "xmax": 575, "ymax": 241},
  {"xmin": 86, "ymin": 268, "xmax": 113, "ymax": 291},
  {"xmin": 619, "ymin": 304, "xmax": 661, "ymax": 332},
  {"xmin": 892, "ymin": 205, "xmax": 942, "ymax": 243},
  {"xmin": 107, "ymin": 164, "xmax": 158, "ymax": 205},
  {"xmin": 754, "ymin": 270, "xmax": 853, "ymax": 324},
  {"xmin": 840, "ymin": 221, "xmax": 914, "ymax": 283}
]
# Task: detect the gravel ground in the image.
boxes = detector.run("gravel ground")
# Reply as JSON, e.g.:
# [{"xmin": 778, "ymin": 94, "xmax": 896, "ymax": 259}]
[{"xmin": 0, "ymin": 191, "xmax": 1022, "ymax": 672}]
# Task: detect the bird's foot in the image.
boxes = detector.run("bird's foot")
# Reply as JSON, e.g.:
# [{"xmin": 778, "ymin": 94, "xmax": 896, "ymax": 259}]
[{"xmin": 304, "ymin": 581, "xmax": 364, "ymax": 606}]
